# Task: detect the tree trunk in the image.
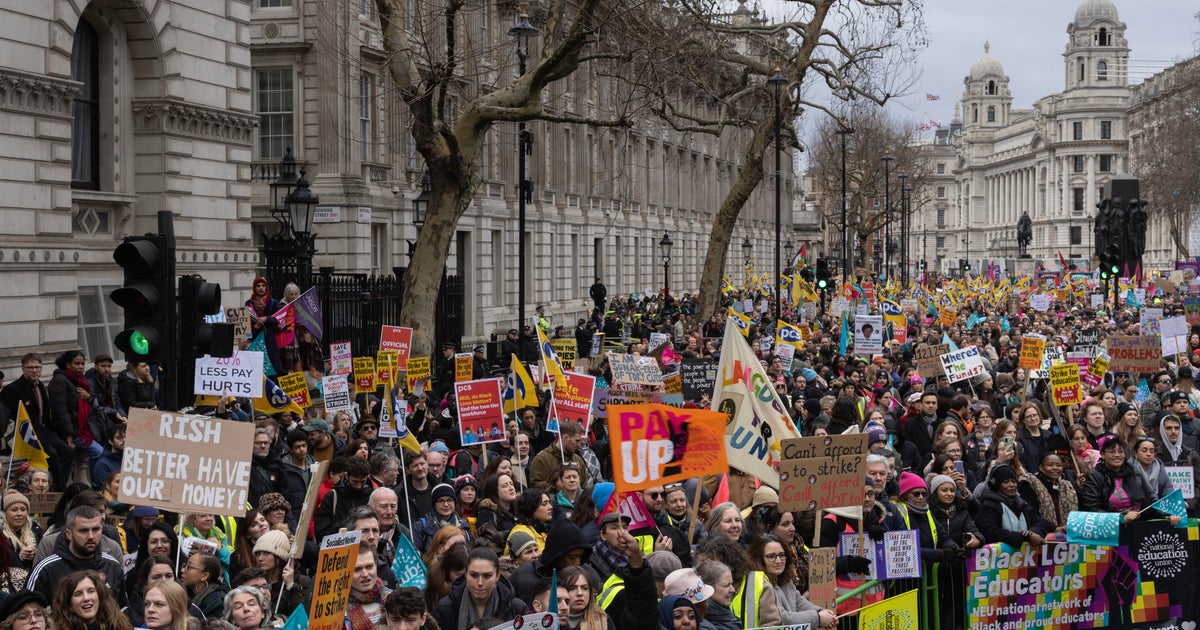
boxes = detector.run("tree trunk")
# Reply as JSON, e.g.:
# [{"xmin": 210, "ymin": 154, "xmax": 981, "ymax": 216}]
[{"xmin": 696, "ymin": 120, "xmax": 771, "ymax": 320}]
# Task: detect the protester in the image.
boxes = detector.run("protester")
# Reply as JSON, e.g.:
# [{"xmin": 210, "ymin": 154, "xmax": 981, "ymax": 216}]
[
  {"xmin": 433, "ymin": 547, "xmax": 526, "ymax": 630},
  {"xmin": 50, "ymin": 569, "xmax": 132, "ymax": 630}
]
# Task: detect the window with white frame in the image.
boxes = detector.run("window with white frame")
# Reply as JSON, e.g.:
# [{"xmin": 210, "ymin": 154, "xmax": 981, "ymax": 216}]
[
  {"xmin": 360, "ymin": 74, "xmax": 374, "ymax": 162},
  {"xmin": 77, "ymin": 285, "xmax": 122, "ymax": 359},
  {"xmin": 257, "ymin": 0, "xmax": 290, "ymax": 7},
  {"xmin": 256, "ymin": 68, "xmax": 294, "ymax": 160}
]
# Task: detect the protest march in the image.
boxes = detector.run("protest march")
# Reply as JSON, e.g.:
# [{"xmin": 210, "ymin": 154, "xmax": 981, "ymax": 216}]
[{"xmin": 4, "ymin": 266, "xmax": 1200, "ymax": 630}]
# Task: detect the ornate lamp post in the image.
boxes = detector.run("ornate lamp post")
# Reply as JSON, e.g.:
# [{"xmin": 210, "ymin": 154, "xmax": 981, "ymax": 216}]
[
  {"xmin": 509, "ymin": 2, "xmax": 539, "ymax": 344},
  {"xmin": 881, "ymin": 151, "xmax": 893, "ymax": 280},
  {"xmin": 659, "ymin": 232, "xmax": 673, "ymax": 297},
  {"xmin": 262, "ymin": 148, "xmax": 320, "ymax": 291},
  {"xmin": 835, "ymin": 122, "xmax": 855, "ymax": 282},
  {"xmin": 768, "ymin": 62, "xmax": 787, "ymax": 324}
]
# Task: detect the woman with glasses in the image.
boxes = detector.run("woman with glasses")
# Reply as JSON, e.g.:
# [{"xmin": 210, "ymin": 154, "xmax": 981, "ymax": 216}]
[
  {"xmin": 0, "ymin": 591, "xmax": 50, "ymax": 630},
  {"xmin": 413, "ymin": 484, "xmax": 473, "ymax": 555},
  {"xmin": 180, "ymin": 514, "xmax": 231, "ymax": 579},
  {"xmin": 180, "ymin": 552, "xmax": 227, "ymax": 619},
  {"xmin": 749, "ymin": 534, "xmax": 835, "ymax": 629},
  {"xmin": 504, "ymin": 488, "xmax": 553, "ymax": 556}
]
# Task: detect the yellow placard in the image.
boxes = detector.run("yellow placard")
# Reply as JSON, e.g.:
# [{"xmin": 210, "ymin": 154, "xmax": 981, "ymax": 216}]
[
  {"xmin": 406, "ymin": 356, "xmax": 431, "ymax": 389},
  {"xmin": 353, "ymin": 357, "xmax": 375, "ymax": 391},
  {"xmin": 454, "ymin": 353, "xmax": 474, "ymax": 383},
  {"xmin": 376, "ymin": 350, "xmax": 399, "ymax": 384},
  {"xmin": 277, "ymin": 372, "xmax": 311, "ymax": 409}
]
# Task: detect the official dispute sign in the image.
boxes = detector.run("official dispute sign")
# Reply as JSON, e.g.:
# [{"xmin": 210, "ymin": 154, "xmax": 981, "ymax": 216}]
[
  {"xmin": 454, "ymin": 353, "xmax": 473, "ymax": 382},
  {"xmin": 607, "ymin": 403, "xmax": 728, "ymax": 494},
  {"xmin": 309, "ymin": 530, "xmax": 362, "ymax": 630},
  {"xmin": 378, "ymin": 326, "xmax": 413, "ymax": 369},
  {"xmin": 119, "ymin": 409, "xmax": 254, "ymax": 517}
]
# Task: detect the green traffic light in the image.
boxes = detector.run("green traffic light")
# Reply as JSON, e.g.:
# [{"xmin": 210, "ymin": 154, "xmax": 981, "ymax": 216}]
[
  {"xmin": 1110, "ymin": 264, "xmax": 1119, "ymax": 274},
  {"xmin": 130, "ymin": 329, "xmax": 150, "ymax": 355}
]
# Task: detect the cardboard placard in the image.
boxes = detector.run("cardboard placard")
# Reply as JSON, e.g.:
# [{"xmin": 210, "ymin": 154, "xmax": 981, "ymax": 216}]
[
  {"xmin": 309, "ymin": 530, "xmax": 362, "ymax": 630},
  {"xmin": 780, "ymin": 434, "xmax": 869, "ymax": 460},
  {"xmin": 1029, "ymin": 294, "xmax": 1051, "ymax": 312},
  {"xmin": 808, "ymin": 547, "xmax": 836, "ymax": 611},
  {"xmin": 277, "ymin": 372, "xmax": 311, "ymax": 409},
  {"xmin": 194, "ymin": 351, "xmax": 264, "ymax": 398},
  {"xmin": 322, "ymin": 375, "xmax": 352, "ymax": 412},
  {"xmin": 1019, "ymin": 335, "xmax": 1047, "ymax": 371},
  {"xmin": 406, "ymin": 356, "xmax": 431, "ymax": 390},
  {"xmin": 225, "ymin": 307, "xmax": 251, "ymax": 342},
  {"xmin": 27, "ymin": 492, "xmax": 60, "ymax": 516},
  {"xmin": 378, "ymin": 326, "xmax": 413, "ymax": 369},
  {"xmin": 607, "ymin": 403, "xmax": 729, "ymax": 494},
  {"xmin": 291, "ymin": 460, "xmax": 328, "ymax": 558},
  {"xmin": 915, "ymin": 343, "xmax": 950, "ymax": 378},
  {"xmin": 353, "ymin": 357, "xmax": 375, "ymax": 391},
  {"xmin": 608, "ymin": 353, "xmax": 664, "ymax": 386},
  {"xmin": 118, "ymin": 409, "xmax": 254, "ymax": 517},
  {"xmin": 1107, "ymin": 335, "xmax": 1163, "ymax": 374},
  {"xmin": 779, "ymin": 454, "xmax": 866, "ymax": 511},
  {"xmin": 1049, "ymin": 364, "xmax": 1082, "ymax": 406},
  {"xmin": 454, "ymin": 353, "xmax": 473, "ymax": 383},
  {"xmin": 454, "ymin": 379, "xmax": 507, "ymax": 444},
  {"xmin": 939, "ymin": 346, "xmax": 987, "ymax": 384}
]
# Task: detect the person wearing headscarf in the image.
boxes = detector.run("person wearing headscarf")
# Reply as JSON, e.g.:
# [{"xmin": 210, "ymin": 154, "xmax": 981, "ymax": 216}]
[
  {"xmin": 657, "ymin": 595, "xmax": 698, "ymax": 630},
  {"xmin": 1157, "ymin": 414, "xmax": 1200, "ymax": 515}
]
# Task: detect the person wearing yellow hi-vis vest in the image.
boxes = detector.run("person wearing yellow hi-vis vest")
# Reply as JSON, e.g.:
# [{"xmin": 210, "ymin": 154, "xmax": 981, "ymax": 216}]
[{"xmin": 693, "ymin": 534, "xmax": 782, "ymax": 629}]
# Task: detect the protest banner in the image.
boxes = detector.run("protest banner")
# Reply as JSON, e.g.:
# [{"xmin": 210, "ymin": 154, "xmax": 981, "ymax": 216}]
[
  {"xmin": 309, "ymin": 530, "xmax": 362, "ymax": 630},
  {"xmin": 322, "ymin": 375, "xmax": 352, "ymax": 412},
  {"xmin": 27, "ymin": 493, "xmax": 60, "ymax": 517},
  {"xmin": 1167, "ymin": 466, "xmax": 1195, "ymax": 499},
  {"xmin": 607, "ymin": 403, "xmax": 728, "ymax": 494},
  {"xmin": 808, "ymin": 547, "xmax": 836, "ymax": 611},
  {"xmin": 224, "ymin": 307, "xmax": 251, "ymax": 342},
  {"xmin": 939, "ymin": 306, "xmax": 958, "ymax": 327},
  {"xmin": 1141, "ymin": 307, "xmax": 1165, "ymax": 335},
  {"xmin": 607, "ymin": 353, "xmax": 664, "ymax": 386},
  {"xmin": 277, "ymin": 372, "xmax": 310, "ymax": 409},
  {"xmin": 854, "ymin": 315, "xmax": 883, "ymax": 355},
  {"xmin": 550, "ymin": 338, "xmax": 577, "ymax": 369},
  {"xmin": 858, "ymin": 590, "xmax": 919, "ymax": 630},
  {"xmin": 378, "ymin": 326, "xmax": 413, "ymax": 368},
  {"xmin": 329, "ymin": 342, "xmax": 352, "ymax": 375},
  {"xmin": 939, "ymin": 346, "xmax": 986, "ymax": 384},
  {"xmin": 662, "ymin": 372, "xmax": 683, "ymax": 395},
  {"xmin": 352, "ymin": 357, "xmax": 375, "ymax": 391},
  {"xmin": 290, "ymin": 459, "xmax": 327, "ymax": 558},
  {"xmin": 1029, "ymin": 294, "xmax": 1051, "ymax": 312},
  {"xmin": 194, "ymin": 351, "xmax": 264, "ymax": 398},
  {"xmin": 779, "ymin": 454, "xmax": 866, "ymax": 511},
  {"xmin": 118, "ymin": 409, "xmax": 254, "ymax": 517},
  {"xmin": 550, "ymin": 371, "xmax": 596, "ymax": 433},
  {"xmin": 1161, "ymin": 315, "xmax": 1189, "ymax": 356},
  {"xmin": 406, "ymin": 356, "xmax": 431, "ymax": 390},
  {"xmin": 680, "ymin": 358, "xmax": 716, "ymax": 402},
  {"xmin": 376, "ymin": 350, "xmax": 398, "ymax": 384},
  {"xmin": 454, "ymin": 378, "xmax": 506, "ymax": 444},
  {"xmin": 454, "ymin": 353, "xmax": 473, "ymax": 382},
  {"xmin": 1018, "ymin": 334, "xmax": 1046, "ymax": 370},
  {"xmin": 837, "ymin": 529, "xmax": 922, "ymax": 580},
  {"xmin": 1082, "ymin": 352, "xmax": 1110, "ymax": 388},
  {"xmin": 914, "ymin": 343, "xmax": 949, "ymax": 379},
  {"xmin": 970, "ymin": 521, "xmax": 1200, "ymax": 629},
  {"xmin": 780, "ymin": 434, "xmax": 869, "ymax": 460},
  {"xmin": 1049, "ymin": 363, "xmax": 1082, "ymax": 406},
  {"xmin": 1107, "ymin": 334, "xmax": 1163, "ymax": 374}
]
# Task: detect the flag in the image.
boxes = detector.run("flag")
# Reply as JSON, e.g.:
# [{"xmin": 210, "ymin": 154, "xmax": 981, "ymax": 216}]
[
  {"xmin": 247, "ymin": 333, "xmax": 275, "ymax": 376},
  {"xmin": 281, "ymin": 605, "xmax": 308, "ymax": 630},
  {"xmin": 383, "ymin": 380, "xmax": 420, "ymax": 454},
  {"xmin": 858, "ymin": 589, "xmax": 919, "ymax": 629},
  {"xmin": 252, "ymin": 376, "xmax": 306, "ymax": 417},
  {"xmin": 776, "ymin": 320, "xmax": 805, "ymax": 348},
  {"xmin": 712, "ymin": 318, "xmax": 801, "ymax": 488},
  {"xmin": 838, "ymin": 313, "xmax": 849, "ymax": 356},
  {"xmin": 503, "ymin": 355, "xmax": 539, "ymax": 415},
  {"xmin": 617, "ymin": 492, "xmax": 658, "ymax": 531},
  {"xmin": 272, "ymin": 300, "xmax": 296, "ymax": 348},
  {"xmin": 536, "ymin": 326, "xmax": 566, "ymax": 387},
  {"xmin": 926, "ymin": 93, "xmax": 940, "ymax": 101},
  {"xmin": 1000, "ymin": 315, "xmax": 1011, "ymax": 332},
  {"xmin": 728, "ymin": 307, "xmax": 751, "ymax": 336},
  {"xmin": 12, "ymin": 402, "xmax": 50, "ymax": 471},
  {"xmin": 293, "ymin": 287, "xmax": 323, "ymax": 342},
  {"xmin": 1149, "ymin": 488, "xmax": 1188, "ymax": 523},
  {"xmin": 392, "ymin": 533, "xmax": 427, "ymax": 588},
  {"xmin": 1136, "ymin": 378, "xmax": 1150, "ymax": 404},
  {"xmin": 942, "ymin": 331, "xmax": 959, "ymax": 352}
]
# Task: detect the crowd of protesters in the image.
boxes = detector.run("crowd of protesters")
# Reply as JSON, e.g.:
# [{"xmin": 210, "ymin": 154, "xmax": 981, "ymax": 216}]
[{"xmin": 0, "ymin": 272, "xmax": 1194, "ymax": 630}]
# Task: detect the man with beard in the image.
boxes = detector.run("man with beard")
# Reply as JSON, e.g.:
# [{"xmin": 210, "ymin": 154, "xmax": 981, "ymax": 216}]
[
  {"xmin": 249, "ymin": 428, "xmax": 286, "ymax": 507},
  {"xmin": 28, "ymin": 506, "xmax": 125, "ymax": 603}
]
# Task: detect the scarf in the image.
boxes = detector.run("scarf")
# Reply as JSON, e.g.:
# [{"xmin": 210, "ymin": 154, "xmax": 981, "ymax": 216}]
[
  {"xmin": 1136, "ymin": 457, "xmax": 1164, "ymax": 496},
  {"xmin": 1160, "ymin": 417, "xmax": 1183, "ymax": 462},
  {"xmin": 593, "ymin": 540, "xmax": 629, "ymax": 571},
  {"xmin": 1000, "ymin": 500, "xmax": 1027, "ymax": 533},
  {"xmin": 64, "ymin": 370, "xmax": 93, "ymax": 443},
  {"xmin": 456, "ymin": 584, "xmax": 499, "ymax": 630},
  {"xmin": 1021, "ymin": 472, "xmax": 1077, "ymax": 528},
  {"xmin": 348, "ymin": 580, "xmax": 388, "ymax": 630}
]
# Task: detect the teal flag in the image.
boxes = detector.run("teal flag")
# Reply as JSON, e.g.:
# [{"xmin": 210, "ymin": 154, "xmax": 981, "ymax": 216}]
[
  {"xmin": 1149, "ymin": 488, "xmax": 1188, "ymax": 526},
  {"xmin": 282, "ymin": 604, "xmax": 307, "ymax": 630},
  {"xmin": 248, "ymin": 333, "xmax": 275, "ymax": 376},
  {"xmin": 839, "ymin": 313, "xmax": 849, "ymax": 356},
  {"xmin": 942, "ymin": 331, "xmax": 959, "ymax": 352},
  {"xmin": 392, "ymin": 533, "xmax": 427, "ymax": 589},
  {"xmin": 1066, "ymin": 511, "xmax": 1122, "ymax": 547}
]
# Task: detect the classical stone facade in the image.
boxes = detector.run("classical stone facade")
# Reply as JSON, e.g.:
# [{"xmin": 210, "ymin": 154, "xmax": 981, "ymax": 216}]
[{"xmin": 0, "ymin": 0, "xmax": 793, "ymax": 371}]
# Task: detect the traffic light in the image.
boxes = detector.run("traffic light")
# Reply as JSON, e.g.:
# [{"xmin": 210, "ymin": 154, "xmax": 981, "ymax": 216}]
[
  {"xmin": 815, "ymin": 258, "xmax": 830, "ymax": 289},
  {"xmin": 919, "ymin": 260, "xmax": 927, "ymax": 270},
  {"xmin": 1100, "ymin": 243, "xmax": 1121, "ymax": 279},
  {"xmin": 111, "ymin": 236, "xmax": 173, "ymax": 363},
  {"xmin": 179, "ymin": 275, "xmax": 234, "ymax": 360},
  {"xmin": 963, "ymin": 260, "xmax": 971, "ymax": 272}
]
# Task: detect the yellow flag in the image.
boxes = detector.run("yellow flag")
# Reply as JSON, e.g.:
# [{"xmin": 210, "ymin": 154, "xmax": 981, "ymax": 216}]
[
  {"xmin": 249, "ymin": 376, "xmax": 307, "ymax": 417},
  {"xmin": 857, "ymin": 589, "xmax": 919, "ymax": 630},
  {"xmin": 13, "ymin": 402, "xmax": 50, "ymax": 471},
  {"xmin": 536, "ymin": 326, "xmax": 566, "ymax": 387},
  {"xmin": 728, "ymin": 308, "xmax": 751, "ymax": 336},
  {"xmin": 504, "ymin": 354, "xmax": 539, "ymax": 415}
]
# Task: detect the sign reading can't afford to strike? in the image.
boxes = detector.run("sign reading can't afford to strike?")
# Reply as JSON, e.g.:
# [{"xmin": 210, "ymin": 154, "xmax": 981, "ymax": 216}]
[{"xmin": 118, "ymin": 409, "xmax": 255, "ymax": 517}]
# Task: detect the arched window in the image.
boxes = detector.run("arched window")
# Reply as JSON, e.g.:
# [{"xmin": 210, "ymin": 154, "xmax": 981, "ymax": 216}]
[
  {"xmin": 1098, "ymin": 27, "xmax": 1109, "ymax": 46},
  {"xmin": 71, "ymin": 18, "xmax": 100, "ymax": 190},
  {"xmin": 1078, "ymin": 60, "xmax": 1085, "ymax": 82},
  {"xmin": 973, "ymin": 106, "xmax": 979, "ymax": 123},
  {"xmin": 1097, "ymin": 61, "xmax": 1108, "ymax": 81},
  {"xmin": 987, "ymin": 106, "xmax": 996, "ymax": 122},
  {"xmin": 987, "ymin": 80, "xmax": 996, "ymax": 95}
]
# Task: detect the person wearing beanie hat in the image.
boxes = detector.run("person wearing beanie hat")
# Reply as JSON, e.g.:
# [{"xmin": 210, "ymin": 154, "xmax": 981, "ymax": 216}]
[
  {"xmin": 1, "ymin": 489, "xmax": 38, "ymax": 568},
  {"xmin": 976, "ymin": 464, "xmax": 1053, "ymax": 548},
  {"xmin": 253, "ymin": 528, "xmax": 310, "ymax": 618},
  {"xmin": 508, "ymin": 530, "xmax": 541, "ymax": 566},
  {"xmin": 926, "ymin": 471, "xmax": 984, "ymax": 630},
  {"xmin": 413, "ymin": 483, "xmax": 472, "ymax": 555}
]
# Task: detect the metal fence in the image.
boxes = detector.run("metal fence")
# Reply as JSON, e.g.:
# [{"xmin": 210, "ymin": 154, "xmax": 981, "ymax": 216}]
[{"xmin": 315, "ymin": 266, "xmax": 463, "ymax": 357}]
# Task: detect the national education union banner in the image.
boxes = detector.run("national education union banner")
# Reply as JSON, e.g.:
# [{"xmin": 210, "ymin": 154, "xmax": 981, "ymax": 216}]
[{"xmin": 967, "ymin": 520, "xmax": 1200, "ymax": 629}]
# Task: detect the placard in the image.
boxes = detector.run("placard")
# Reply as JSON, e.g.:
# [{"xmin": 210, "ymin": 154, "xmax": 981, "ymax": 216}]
[
  {"xmin": 1072, "ymin": 329, "xmax": 1100, "ymax": 348},
  {"xmin": 1019, "ymin": 334, "xmax": 1046, "ymax": 371},
  {"xmin": 454, "ymin": 378, "xmax": 507, "ymax": 444},
  {"xmin": 838, "ymin": 529, "xmax": 922, "ymax": 580},
  {"xmin": 1082, "ymin": 353, "xmax": 1110, "ymax": 388},
  {"xmin": 915, "ymin": 343, "xmax": 949, "ymax": 379},
  {"xmin": 607, "ymin": 403, "xmax": 729, "ymax": 494},
  {"xmin": 353, "ymin": 357, "xmax": 375, "ymax": 391},
  {"xmin": 1141, "ymin": 308, "xmax": 1164, "ymax": 335},
  {"xmin": 309, "ymin": 530, "xmax": 362, "ymax": 630},
  {"xmin": 900, "ymin": 298, "xmax": 918, "ymax": 313},
  {"xmin": 1107, "ymin": 334, "xmax": 1163, "ymax": 374},
  {"xmin": 1048, "ymin": 364, "xmax": 1082, "ymax": 406},
  {"xmin": 322, "ymin": 375, "xmax": 352, "ymax": 412},
  {"xmin": 854, "ymin": 314, "xmax": 883, "ymax": 355},
  {"xmin": 454, "ymin": 353, "xmax": 473, "ymax": 383},
  {"xmin": 808, "ymin": 547, "xmax": 836, "ymax": 612},
  {"xmin": 277, "ymin": 372, "xmax": 311, "ymax": 409},
  {"xmin": 550, "ymin": 338, "xmax": 577, "ymax": 369},
  {"xmin": 225, "ymin": 307, "xmax": 251, "ymax": 342},
  {"xmin": 376, "ymin": 350, "xmax": 398, "ymax": 384},
  {"xmin": 1167, "ymin": 466, "xmax": 1195, "ymax": 500},
  {"xmin": 329, "ymin": 342, "xmax": 352, "ymax": 375},
  {"xmin": 780, "ymin": 434, "xmax": 869, "ymax": 460},
  {"xmin": 607, "ymin": 353, "xmax": 664, "ymax": 386},
  {"xmin": 406, "ymin": 356, "xmax": 431, "ymax": 390},
  {"xmin": 291, "ymin": 460, "xmax": 328, "ymax": 558},
  {"xmin": 775, "ymin": 344, "xmax": 795, "ymax": 372},
  {"xmin": 680, "ymin": 358, "xmax": 716, "ymax": 402},
  {"xmin": 1029, "ymin": 294, "xmax": 1051, "ymax": 312},
  {"xmin": 550, "ymin": 371, "xmax": 596, "ymax": 433},
  {"xmin": 939, "ymin": 346, "xmax": 986, "ymax": 384},
  {"xmin": 378, "ymin": 326, "xmax": 413, "ymax": 369},
  {"xmin": 1090, "ymin": 293, "xmax": 1104, "ymax": 309},
  {"xmin": 662, "ymin": 372, "xmax": 682, "ymax": 395},
  {"xmin": 194, "ymin": 351, "xmax": 264, "ymax": 398},
  {"xmin": 1161, "ymin": 315, "xmax": 1189, "ymax": 357},
  {"xmin": 648, "ymin": 332, "xmax": 669, "ymax": 351},
  {"xmin": 118, "ymin": 409, "xmax": 254, "ymax": 517},
  {"xmin": 27, "ymin": 493, "xmax": 61, "ymax": 516},
  {"xmin": 590, "ymin": 332, "xmax": 605, "ymax": 357},
  {"xmin": 939, "ymin": 307, "xmax": 958, "ymax": 327},
  {"xmin": 1185, "ymin": 296, "xmax": 1200, "ymax": 325},
  {"xmin": 779, "ymin": 454, "xmax": 866, "ymax": 511}
]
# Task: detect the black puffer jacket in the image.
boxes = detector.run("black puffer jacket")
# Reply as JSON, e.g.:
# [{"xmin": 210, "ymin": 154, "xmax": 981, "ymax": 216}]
[
  {"xmin": 1080, "ymin": 461, "xmax": 1166, "ymax": 517},
  {"xmin": 976, "ymin": 488, "xmax": 1053, "ymax": 547},
  {"xmin": 434, "ymin": 574, "xmax": 526, "ymax": 630},
  {"xmin": 509, "ymin": 519, "xmax": 600, "ymax": 606}
]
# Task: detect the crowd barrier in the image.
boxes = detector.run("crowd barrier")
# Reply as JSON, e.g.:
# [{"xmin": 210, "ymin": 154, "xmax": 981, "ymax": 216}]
[{"xmin": 832, "ymin": 519, "xmax": 1199, "ymax": 630}]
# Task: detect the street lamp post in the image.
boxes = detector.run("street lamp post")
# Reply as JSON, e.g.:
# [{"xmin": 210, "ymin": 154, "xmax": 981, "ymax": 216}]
[
  {"xmin": 897, "ymin": 172, "xmax": 908, "ymax": 285},
  {"xmin": 881, "ymin": 152, "xmax": 893, "ymax": 281},
  {"xmin": 768, "ymin": 62, "xmax": 787, "ymax": 324},
  {"xmin": 263, "ymin": 147, "xmax": 320, "ymax": 293},
  {"xmin": 659, "ymin": 232, "xmax": 673, "ymax": 297},
  {"xmin": 784, "ymin": 239, "xmax": 794, "ymax": 274},
  {"xmin": 835, "ymin": 122, "xmax": 855, "ymax": 283},
  {"xmin": 742, "ymin": 237, "xmax": 753, "ymax": 276},
  {"xmin": 411, "ymin": 171, "xmax": 431, "ymax": 266},
  {"xmin": 509, "ymin": 2, "xmax": 538, "ymax": 354}
]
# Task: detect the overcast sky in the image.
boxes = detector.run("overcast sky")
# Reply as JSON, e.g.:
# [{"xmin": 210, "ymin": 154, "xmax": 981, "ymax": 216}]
[{"xmin": 885, "ymin": 0, "xmax": 1197, "ymax": 129}]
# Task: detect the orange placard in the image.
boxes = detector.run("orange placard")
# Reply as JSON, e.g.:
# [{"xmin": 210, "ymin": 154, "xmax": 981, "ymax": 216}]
[
  {"xmin": 607, "ymin": 403, "xmax": 728, "ymax": 494},
  {"xmin": 1018, "ymin": 335, "xmax": 1046, "ymax": 371}
]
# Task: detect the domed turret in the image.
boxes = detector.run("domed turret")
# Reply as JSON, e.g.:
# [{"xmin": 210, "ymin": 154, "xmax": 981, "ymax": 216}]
[
  {"xmin": 969, "ymin": 42, "xmax": 1005, "ymax": 81},
  {"xmin": 1074, "ymin": 0, "xmax": 1119, "ymax": 28}
]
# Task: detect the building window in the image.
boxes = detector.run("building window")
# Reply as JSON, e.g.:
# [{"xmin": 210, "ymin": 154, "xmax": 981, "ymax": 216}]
[
  {"xmin": 256, "ymin": 68, "xmax": 294, "ymax": 160},
  {"xmin": 937, "ymin": 163, "xmax": 945, "ymax": 175},
  {"xmin": 936, "ymin": 207, "xmax": 946, "ymax": 227},
  {"xmin": 987, "ymin": 106, "xmax": 995, "ymax": 122},
  {"xmin": 1073, "ymin": 122, "xmax": 1083, "ymax": 141},
  {"xmin": 1097, "ymin": 61, "xmax": 1107, "ymax": 81},
  {"xmin": 937, "ymin": 186, "xmax": 946, "ymax": 199},
  {"xmin": 973, "ymin": 106, "xmax": 978, "ymax": 123},
  {"xmin": 1072, "ymin": 188, "xmax": 1084, "ymax": 212},
  {"xmin": 1078, "ymin": 60, "xmax": 1085, "ymax": 82},
  {"xmin": 936, "ymin": 236, "xmax": 946, "ymax": 249},
  {"xmin": 257, "ymin": 0, "xmax": 291, "ymax": 6},
  {"xmin": 359, "ymin": 74, "xmax": 374, "ymax": 162},
  {"xmin": 1070, "ymin": 226, "xmax": 1082, "ymax": 246},
  {"xmin": 1099, "ymin": 154, "xmax": 1112, "ymax": 172},
  {"xmin": 1101, "ymin": 120, "xmax": 1112, "ymax": 139},
  {"xmin": 1074, "ymin": 156, "xmax": 1085, "ymax": 173},
  {"xmin": 1098, "ymin": 27, "xmax": 1110, "ymax": 46},
  {"xmin": 77, "ymin": 284, "xmax": 121, "ymax": 359},
  {"xmin": 987, "ymin": 80, "xmax": 996, "ymax": 95},
  {"xmin": 70, "ymin": 18, "xmax": 100, "ymax": 190}
]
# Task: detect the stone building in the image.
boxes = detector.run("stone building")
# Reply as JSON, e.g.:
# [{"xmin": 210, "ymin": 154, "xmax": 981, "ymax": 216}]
[{"xmin": 0, "ymin": 0, "xmax": 793, "ymax": 371}]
